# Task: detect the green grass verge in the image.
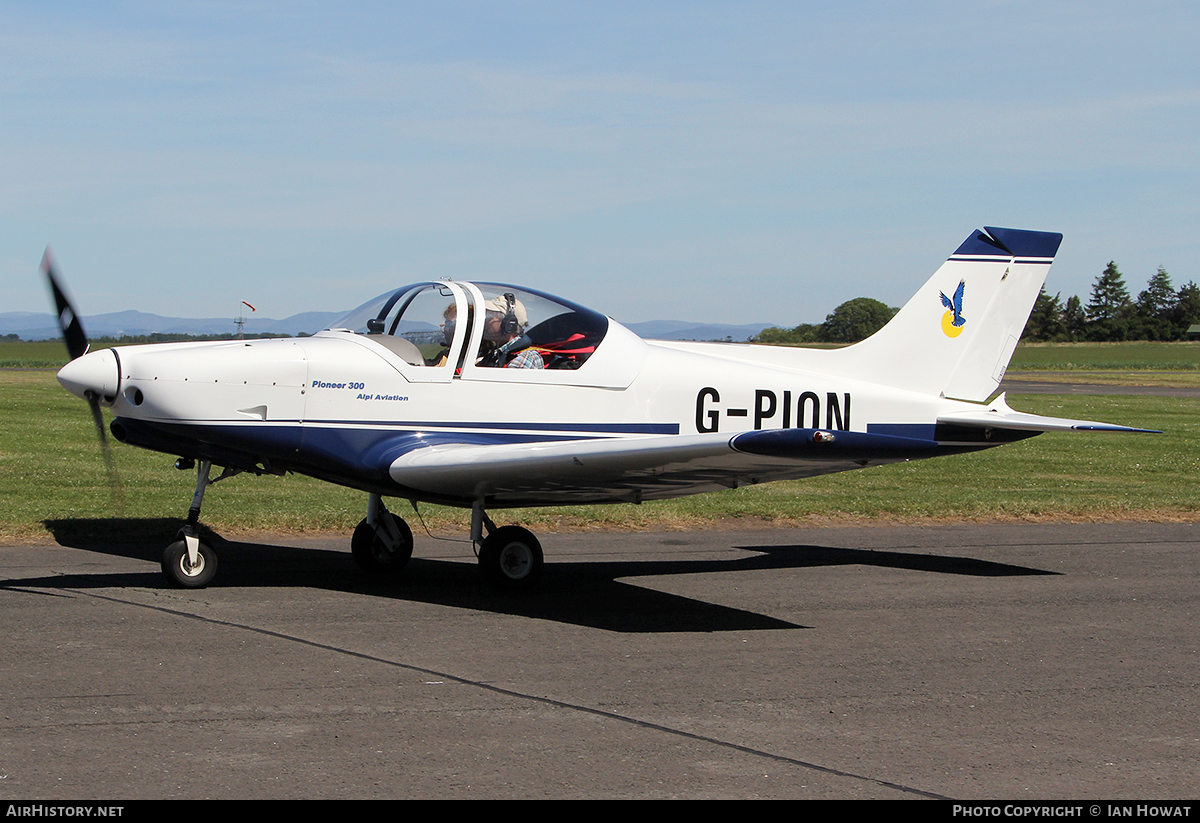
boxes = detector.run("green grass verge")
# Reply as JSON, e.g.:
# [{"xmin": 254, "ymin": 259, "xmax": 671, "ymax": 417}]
[
  {"xmin": 1, "ymin": 369, "xmax": 1193, "ymax": 541},
  {"xmin": 0, "ymin": 340, "xmax": 72, "ymax": 368},
  {"xmin": 1005, "ymin": 341, "xmax": 1200, "ymax": 387},
  {"xmin": 1010, "ymin": 340, "xmax": 1200, "ymax": 371}
]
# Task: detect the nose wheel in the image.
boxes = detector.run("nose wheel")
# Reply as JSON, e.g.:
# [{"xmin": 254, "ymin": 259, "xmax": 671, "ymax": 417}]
[
  {"xmin": 162, "ymin": 538, "xmax": 217, "ymax": 588},
  {"xmin": 160, "ymin": 459, "xmax": 239, "ymax": 589}
]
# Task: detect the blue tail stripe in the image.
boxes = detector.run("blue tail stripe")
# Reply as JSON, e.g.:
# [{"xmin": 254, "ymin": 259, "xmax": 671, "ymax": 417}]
[{"xmin": 982, "ymin": 226, "xmax": 1063, "ymax": 258}]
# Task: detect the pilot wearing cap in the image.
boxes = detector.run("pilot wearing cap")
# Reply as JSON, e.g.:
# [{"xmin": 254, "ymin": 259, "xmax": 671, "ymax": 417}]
[{"xmin": 480, "ymin": 293, "xmax": 543, "ymax": 369}]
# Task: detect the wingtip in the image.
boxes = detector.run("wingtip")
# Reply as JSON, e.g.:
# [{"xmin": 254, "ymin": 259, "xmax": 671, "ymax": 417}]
[{"xmin": 1072, "ymin": 425, "xmax": 1162, "ymax": 434}]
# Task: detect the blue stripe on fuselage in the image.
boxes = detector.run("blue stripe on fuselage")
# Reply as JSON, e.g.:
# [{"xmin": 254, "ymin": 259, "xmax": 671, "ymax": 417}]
[
  {"xmin": 302, "ymin": 419, "xmax": 680, "ymax": 435},
  {"xmin": 114, "ymin": 417, "xmax": 676, "ymax": 486}
]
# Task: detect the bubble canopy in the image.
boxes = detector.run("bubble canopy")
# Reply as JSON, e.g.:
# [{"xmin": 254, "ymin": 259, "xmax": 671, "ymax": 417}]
[{"xmin": 326, "ymin": 281, "xmax": 611, "ymax": 371}]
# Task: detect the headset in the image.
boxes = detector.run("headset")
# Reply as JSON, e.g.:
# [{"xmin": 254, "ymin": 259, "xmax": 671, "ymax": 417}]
[{"xmin": 500, "ymin": 292, "xmax": 520, "ymax": 336}]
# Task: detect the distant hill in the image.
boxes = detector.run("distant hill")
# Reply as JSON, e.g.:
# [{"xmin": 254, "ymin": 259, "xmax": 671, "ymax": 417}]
[
  {"xmin": 0, "ymin": 309, "xmax": 345, "ymax": 340},
  {"xmin": 2, "ymin": 310, "xmax": 778, "ymax": 343},
  {"xmin": 621, "ymin": 320, "xmax": 777, "ymax": 342}
]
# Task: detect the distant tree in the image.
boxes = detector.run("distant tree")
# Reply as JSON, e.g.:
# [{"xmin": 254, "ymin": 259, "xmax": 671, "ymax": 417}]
[
  {"xmin": 1022, "ymin": 287, "xmax": 1067, "ymax": 341},
  {"xmin": 1086, "ymin": 261, "xmax": 1133, "ymax": 340},
  {"xmin": 85, "ymin": 331, "xmax": 291, "ymax": 346},
  {"xmin": 751, "ymin": 323, "xmax": 820, "ymax": 345},
  {"xmin": 817, "ymin": 297, "xmax": 897, "ymax": 344},
  {"xmin": 1169, "ymin": 281, "xmax": 1200, "ymax": 338},
  {"xmin": 1062, "ymin": 295, "xmax": 1087, "ymax": 341},
  {"xmin": 1134, "ymin": 266, "xmax": 1177, "ymax": 340}
]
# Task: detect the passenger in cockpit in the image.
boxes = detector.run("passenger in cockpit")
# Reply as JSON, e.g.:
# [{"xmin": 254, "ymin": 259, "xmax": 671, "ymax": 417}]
[{"xmin": 441, "ymin": 303, "xmax": 458, "ymax": 347}]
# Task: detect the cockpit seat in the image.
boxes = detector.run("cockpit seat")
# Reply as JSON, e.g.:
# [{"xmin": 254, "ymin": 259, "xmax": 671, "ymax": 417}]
[{"xmin": 523, "ymin": 312, "xmax": 609, "ymax": 369}]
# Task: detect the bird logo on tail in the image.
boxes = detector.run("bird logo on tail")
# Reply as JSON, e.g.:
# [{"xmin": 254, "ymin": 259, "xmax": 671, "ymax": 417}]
[{"xmin": 940, "ymin": 279, "xmax": 966, "ymax": 338}]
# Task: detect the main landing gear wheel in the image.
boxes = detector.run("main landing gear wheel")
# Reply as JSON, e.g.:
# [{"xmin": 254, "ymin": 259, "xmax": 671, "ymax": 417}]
[
  {"xmin": 162, "ymin": 539, "xmax": 218, "ymax": 589},
  {"xmin": 352, "ymin": 512, "xmax": 414, "ymax": 574},
  {"xmin": 479, "ymin": 526, "xmax": 543, "ymax": 590}
]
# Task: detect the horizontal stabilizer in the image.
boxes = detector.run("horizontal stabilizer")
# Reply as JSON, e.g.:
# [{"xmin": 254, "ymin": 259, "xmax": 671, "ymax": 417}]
[{"xmin": 937, "ymin": 394, "xmax": 1160, "ymax": 434}]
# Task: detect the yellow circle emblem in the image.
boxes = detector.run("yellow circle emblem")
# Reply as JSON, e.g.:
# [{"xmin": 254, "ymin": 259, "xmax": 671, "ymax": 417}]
[{"xmin": 941, "ymin": 310, "xmax": 965, "ymax": 338}]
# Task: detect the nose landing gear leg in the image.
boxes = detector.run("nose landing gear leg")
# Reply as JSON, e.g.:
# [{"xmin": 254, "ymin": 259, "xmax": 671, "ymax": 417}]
[{"xmin": 161, "ymin": 459, "xmax": 219, "ymax": 588}]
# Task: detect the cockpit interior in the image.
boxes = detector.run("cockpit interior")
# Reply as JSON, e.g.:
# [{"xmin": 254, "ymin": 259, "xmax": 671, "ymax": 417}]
[{"xmin": 330, "ymin": 282, "xmax": 611, "ymax": 374}]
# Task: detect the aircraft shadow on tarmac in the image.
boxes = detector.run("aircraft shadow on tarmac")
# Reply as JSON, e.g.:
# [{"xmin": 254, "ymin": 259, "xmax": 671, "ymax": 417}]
[{"xmin": 22, "ymin": 518, "xmax": 1056, "ymax": 634}]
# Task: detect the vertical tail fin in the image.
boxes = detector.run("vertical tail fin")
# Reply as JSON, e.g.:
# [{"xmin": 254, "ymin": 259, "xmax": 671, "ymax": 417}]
[{"xmin": 827, "ymin": 227, "xmax": 1063, "ymax": 403}]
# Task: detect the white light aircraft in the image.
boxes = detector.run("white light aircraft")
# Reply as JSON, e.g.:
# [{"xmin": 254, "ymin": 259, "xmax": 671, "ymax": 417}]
[{"xmin": 47, "ymin": 227, "xmax": 1155, "ymax": 590}]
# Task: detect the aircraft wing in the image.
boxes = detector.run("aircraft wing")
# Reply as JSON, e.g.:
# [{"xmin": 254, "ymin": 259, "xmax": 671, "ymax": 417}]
[
  {"xmin": 936, "ymin": 393, "xmax": 1160, "ymax": 433},
  {"xmin": 385, "ymin": 428, "xmax": 946, "ymax": 506},
  {"xmin": 383, "ymin": 394, "xmax": 1156, "ymax": 506}
]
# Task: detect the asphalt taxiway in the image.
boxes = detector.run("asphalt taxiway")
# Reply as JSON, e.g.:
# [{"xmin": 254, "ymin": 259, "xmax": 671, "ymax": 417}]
[{"xmin": 1, "ymin": 521, "xmax": 1197, "ymax": 799}]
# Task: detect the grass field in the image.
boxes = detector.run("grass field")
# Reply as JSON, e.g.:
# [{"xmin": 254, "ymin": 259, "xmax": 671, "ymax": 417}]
[
  {"xmin": 1010, "ymin": 340, "xmax": 1200, "ymax": 370},
  {"xmin": 1, "ymin": 366, "xmax": 1194, "ymax": 541},
  {"xmin": 0, "ymin": 340, "xmax": 71, "ymax": 368}
]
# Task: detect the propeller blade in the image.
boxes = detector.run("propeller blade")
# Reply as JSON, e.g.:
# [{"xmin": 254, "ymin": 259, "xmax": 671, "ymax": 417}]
[
  {"xmin": 87, "ymin": 391, "xmax": 124, "ymax": 511},
  {"xmin": 42, "ymin": 249, "xmax": 123, "ymax": 511},
  {"xmin": 41, "ymin": 247, "xmax": 89, "ymax": 361}
]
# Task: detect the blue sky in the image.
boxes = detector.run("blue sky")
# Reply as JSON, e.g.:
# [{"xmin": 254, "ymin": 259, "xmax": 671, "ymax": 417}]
[{"xmin": 3, "ymin": 1, "xmax": 1198, "ymax": 327}]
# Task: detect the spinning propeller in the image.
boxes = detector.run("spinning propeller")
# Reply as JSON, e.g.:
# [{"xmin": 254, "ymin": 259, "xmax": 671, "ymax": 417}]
[{"xmin": 42, "ymin": 248, "xmax": 124, "ymax": 508}]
